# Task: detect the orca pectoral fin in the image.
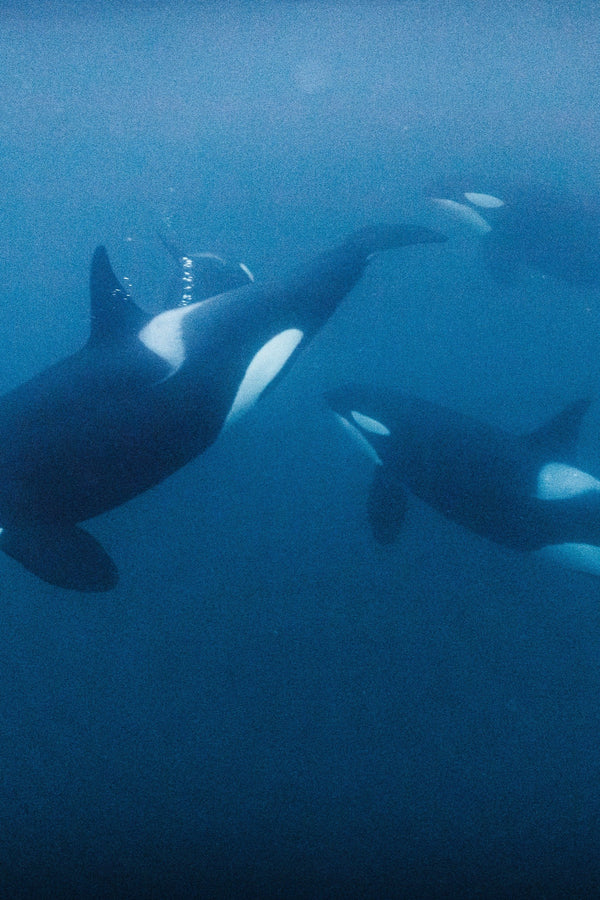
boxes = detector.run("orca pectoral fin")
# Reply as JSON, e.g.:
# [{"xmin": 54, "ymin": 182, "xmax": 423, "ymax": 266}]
[
  {"xmin": 0, "ymin": 524, "xmax": 118, "ymax": 591},
  {"xmin": 367, "ymin": 468, "xmax": 409, "ymax": 545}
]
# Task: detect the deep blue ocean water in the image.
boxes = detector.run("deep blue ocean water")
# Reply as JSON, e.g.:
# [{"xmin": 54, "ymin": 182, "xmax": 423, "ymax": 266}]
[{"xmin": 1, "ymin": 2, "xmax": 600, "ymax": 897}]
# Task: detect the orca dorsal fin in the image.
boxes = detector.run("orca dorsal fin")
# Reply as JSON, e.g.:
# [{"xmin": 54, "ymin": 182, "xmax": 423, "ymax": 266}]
[
  {"xmin": 88, "ymin": 246, "xmax": 149, "ymax": 345},
  {"xmin": 526, "ymin": 399, "xmax": 592, "ymax": 462}
]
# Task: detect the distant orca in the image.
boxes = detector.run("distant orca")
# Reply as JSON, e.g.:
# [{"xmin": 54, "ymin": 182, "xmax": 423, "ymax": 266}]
[
  {"xmin": 0, "ymin": 225, "xmax": 445, "ymax": 591},
  {"xmin": 430, "ymin": 182, "xmax": 600, "ymax": 286},
  {"xmin": 327, "ymin": 385, "xmax": 600, "ymax": 576},
  {"xmin": 157, "ymin": 228, "xmax": 254, "ymax": 306}
]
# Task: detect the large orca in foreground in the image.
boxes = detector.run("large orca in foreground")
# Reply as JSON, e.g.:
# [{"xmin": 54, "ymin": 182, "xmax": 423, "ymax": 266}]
[
  {"xmin": 327, "ymin": 385, "xmax": 600, "ymax": 576},
  {"xmin": 430, "ymin": 182, "xmax": 600, "ymax": 286},
  {"xmin": 0, "ymin": 225, "xmax": 445, "ymax": 591}
]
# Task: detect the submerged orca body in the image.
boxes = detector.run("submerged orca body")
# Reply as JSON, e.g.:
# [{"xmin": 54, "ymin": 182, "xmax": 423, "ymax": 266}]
[
  {"xmin": 430, "ymin": 182, "xmax": 600, "ymax": 286},
  {"xmin": 327, "ymin": 385, "xmax": 600, "ymax": 576},
  {"xmin": 0, "ymin": 225, "xmax": 445, "ymax": 591},
  {"xmin": 483, "ymin": 186, "xmax": 600, "ymax": 286}
]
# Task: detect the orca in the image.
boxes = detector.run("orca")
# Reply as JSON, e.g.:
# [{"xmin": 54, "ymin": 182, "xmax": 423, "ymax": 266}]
[
  {"xmin": 326, "ymin": 385, "xmax": 600, "ymax": 576},
  {"xmin": 429, "ymin": 180, "xmax": 600, "ymax": 286},
  {"xmin": 0, "ymin": 224, "xmax": 445, "ymax": 591}
]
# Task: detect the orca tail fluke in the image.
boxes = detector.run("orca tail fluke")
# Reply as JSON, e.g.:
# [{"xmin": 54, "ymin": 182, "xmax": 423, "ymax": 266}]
[
  {"xmin": 0, "ymin": 524, "xmax": 119, "ymax": 591},
  {"xmin": 346, "ymin": 224, "xmax": 447, "ymax": 255}
]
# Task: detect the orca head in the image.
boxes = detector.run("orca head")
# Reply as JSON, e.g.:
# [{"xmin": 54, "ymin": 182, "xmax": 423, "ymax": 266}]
[
  {"xmin": 326, "ymin": 385, "xmax": 410, "ymax": 544},
  {"xmin": 428, "ymin": 186, "xmax": 505, "ymax": 236},
  {"xmin": 326, "ymin": 385, "xmax": 394, "ymax": 467}
]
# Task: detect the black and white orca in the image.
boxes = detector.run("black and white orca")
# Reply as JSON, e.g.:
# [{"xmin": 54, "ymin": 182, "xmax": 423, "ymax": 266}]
[
  {"xmin": 0, "ymin": 224, "xmax": 445, "ymax": 591},
  {"xmin": 327, "ymin": 385, "xmax": 600, "ymax": 575},
  {"xmin": 429, "ymin": 181, "xmax": 600, "ymax": 286}
]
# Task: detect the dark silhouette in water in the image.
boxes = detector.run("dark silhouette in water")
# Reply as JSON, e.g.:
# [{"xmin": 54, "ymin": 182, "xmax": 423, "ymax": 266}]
[
  {"xmin": 327, "ymin": 384, "xmax": 600, "ymax": 575},
  {"xmin": 0, "ymin": 224, "xmax": 445, "ymax": 591},
  {"xmin": 430, "ymin": 179, "xmax": 600, "ymax": 286}
]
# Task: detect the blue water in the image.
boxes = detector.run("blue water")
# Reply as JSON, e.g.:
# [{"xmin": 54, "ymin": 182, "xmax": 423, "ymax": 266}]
[{"xmin": 1, "ymin": 2, "xmax": 600, "ymax": 897}]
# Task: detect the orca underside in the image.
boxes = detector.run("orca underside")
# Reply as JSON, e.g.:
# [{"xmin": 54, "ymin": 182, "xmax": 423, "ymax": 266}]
[
  {"xmin": 327, "ymin": 385, "xmax": 600, "ymax": 576},
  {"xmin": 0, "ymin": 224, "xmax": 445, "ymax": 591}
]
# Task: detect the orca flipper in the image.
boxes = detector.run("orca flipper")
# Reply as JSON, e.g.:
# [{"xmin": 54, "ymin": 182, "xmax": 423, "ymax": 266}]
[
  {"xmin": 0, "ymin": 524, "xmax": 118, "ymax": 591},
  {"xmin": 367, "ymin": 468, "xmax": 409, "ymax": 545}
]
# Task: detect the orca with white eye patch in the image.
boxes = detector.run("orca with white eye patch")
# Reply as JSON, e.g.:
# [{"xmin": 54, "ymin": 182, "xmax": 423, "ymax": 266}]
[
  {"xmin": 429, "ymin": 179, "xmax": 600, "ymax": 286},
  {"xmin": 326, "ymin": 384, "xmax": 600, "ymax": 576},
  {"xmin": 0, "ymin": 223, "xmax": 445, "ymax": 590}
]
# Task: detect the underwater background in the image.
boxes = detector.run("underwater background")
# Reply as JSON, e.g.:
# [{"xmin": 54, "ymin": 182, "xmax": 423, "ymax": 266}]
[{"xmin": 2, "ymin": 1, "xmax": 600, "ymax": 897}]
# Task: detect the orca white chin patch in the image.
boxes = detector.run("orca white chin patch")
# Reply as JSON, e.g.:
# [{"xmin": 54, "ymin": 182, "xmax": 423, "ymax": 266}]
[
  {"xmin": 535, "ymin": 542, "xmax": 600, "ymax": 577},
  {"xmin": 429, "ymin": 198, "xmax": 492, "ymax": 234},
  {"xmin": 536, "ymin": 463, "xmax": 600, "ymax": 501},
  {"xmin": 463, "ymin": 192, "xmax": 505, "ymax": 209},
  {"xmin": 334, "ymin": 414, "xmax": 383, "ymax": 466},
  {"xmin": 224, "ymin": 328, "xmax": 304, "ymax": 426},
  {"xmin": 350, "ymin": 410, "xmax": 390, "ymax": 436},
  {"xmin": 138, "ymin": 303, "xmax": 200, "ymax": 373}
]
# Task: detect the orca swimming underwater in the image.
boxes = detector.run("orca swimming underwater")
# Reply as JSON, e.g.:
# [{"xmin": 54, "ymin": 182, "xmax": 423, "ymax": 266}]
[
  {"xmin": 327, "ymin": 385, "xmax": 600, "ymax": 576},
  {"xmin": 0, "ymin": 224, "xmax": 445, "ymax": 591},
  {"xmin": 430, "ymin": 181, "xmax": 600, "ymax": 286}
]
